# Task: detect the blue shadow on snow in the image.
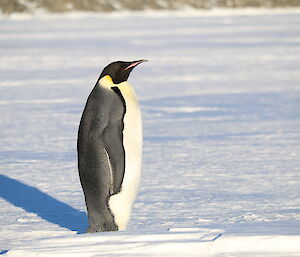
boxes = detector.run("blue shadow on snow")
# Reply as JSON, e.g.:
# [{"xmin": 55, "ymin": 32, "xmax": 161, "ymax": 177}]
[{"xmin": 0, "ymin": 174, "xmax": 87, "ymax": 234}]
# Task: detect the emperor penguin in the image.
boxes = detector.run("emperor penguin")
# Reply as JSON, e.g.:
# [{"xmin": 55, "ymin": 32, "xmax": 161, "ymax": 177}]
[{"xmin": 77, "ymin": 60, "xmax": 146, "ymax": 233}]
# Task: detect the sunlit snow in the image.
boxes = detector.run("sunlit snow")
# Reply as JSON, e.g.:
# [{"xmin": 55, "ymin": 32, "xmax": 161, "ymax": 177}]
[{"xmin": 0, "ymin": 8, "xmax": 300, "ymax": 257}]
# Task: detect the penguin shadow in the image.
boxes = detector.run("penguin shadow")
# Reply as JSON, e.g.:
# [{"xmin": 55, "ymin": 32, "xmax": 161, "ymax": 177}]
[{"xmin": 0, "ymin": 174, "xmax": 87, "ymax": 234}]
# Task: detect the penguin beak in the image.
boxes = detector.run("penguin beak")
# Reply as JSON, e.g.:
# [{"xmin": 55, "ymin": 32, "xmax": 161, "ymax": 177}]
[{"xmin": 124, "ymin": 59, "xmax": 148, "ymax": 71}]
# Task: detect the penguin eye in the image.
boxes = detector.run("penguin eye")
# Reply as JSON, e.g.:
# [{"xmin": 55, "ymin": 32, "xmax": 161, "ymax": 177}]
[
  {"xmin": 120, "ymin": 65, "xmax": 127, "ymax": 72},
  {"xmin": 114, "ymin": 67, "xmax": 123, "ymax": 76}
]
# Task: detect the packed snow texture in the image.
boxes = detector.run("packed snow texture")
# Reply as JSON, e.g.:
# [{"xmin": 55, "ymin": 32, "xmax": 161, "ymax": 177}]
[{"xmin": 0, "ymin": 9, "xmax": 300, "ymax": 256}]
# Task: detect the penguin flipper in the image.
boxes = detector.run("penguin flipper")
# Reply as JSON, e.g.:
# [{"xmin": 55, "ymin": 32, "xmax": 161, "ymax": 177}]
[{"xmin": 102, "ymin": 118, "xmax": 126, "ymax": 195}]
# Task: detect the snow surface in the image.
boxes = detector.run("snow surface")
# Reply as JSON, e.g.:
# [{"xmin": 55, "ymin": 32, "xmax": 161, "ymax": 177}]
[{"xmin": 0, "ymin": 8, "xmax": 300, "ymax": 256}]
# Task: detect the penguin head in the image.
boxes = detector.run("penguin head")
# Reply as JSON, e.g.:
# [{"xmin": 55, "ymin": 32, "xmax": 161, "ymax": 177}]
[{"xmin": 99, "ymin": 60, "xmax": 148, "ymax": 84}]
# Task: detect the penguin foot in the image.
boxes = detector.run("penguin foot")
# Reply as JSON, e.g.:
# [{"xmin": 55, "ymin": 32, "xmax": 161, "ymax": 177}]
[{"xmin": 87, "ymin": 222, "xmax": 118, "ymax": 233}]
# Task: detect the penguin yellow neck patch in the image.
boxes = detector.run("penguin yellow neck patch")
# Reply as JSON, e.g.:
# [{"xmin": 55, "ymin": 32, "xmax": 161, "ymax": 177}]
[
  {"xmin": 99, "ymin": 75, "xmax": 114, "ymax": 89},
  {"xmin": 104, "ymin": 75, "xmax": 113, "ymax": 83}
]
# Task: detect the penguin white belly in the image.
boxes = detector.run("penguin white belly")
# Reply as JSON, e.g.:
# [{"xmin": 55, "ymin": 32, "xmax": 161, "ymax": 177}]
[{"xmin": 108, "ymin": 81, "xmax": 142, "ymax": 230}]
